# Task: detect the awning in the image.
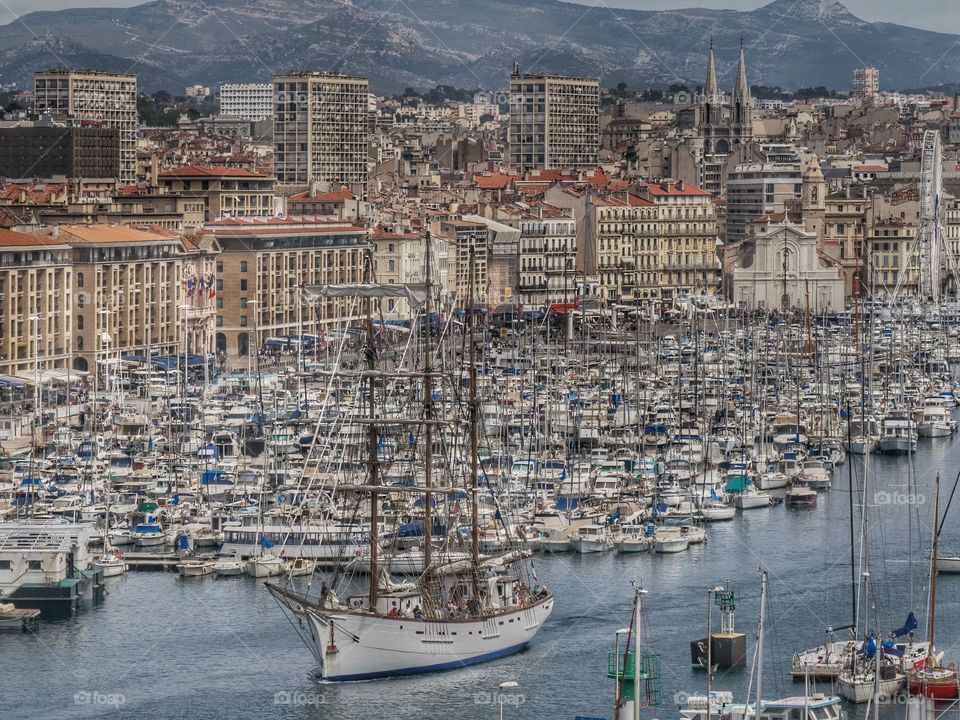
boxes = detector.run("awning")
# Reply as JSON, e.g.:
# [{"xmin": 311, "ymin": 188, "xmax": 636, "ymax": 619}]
[{"xmin": 303, "ymin": 283, "xmax": 428, "ymax": 310}]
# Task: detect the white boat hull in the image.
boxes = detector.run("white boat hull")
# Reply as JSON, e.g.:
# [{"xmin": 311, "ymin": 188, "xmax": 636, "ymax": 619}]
[
  {"xmin": 305, "ymin": 596, "xmax": 553, "ymax": 681},
  {"xmin": 700, "ymin": 506, "xmax": 736, "ymax": 521},
  {"xmin": 178, "ymin": 561, "xmax": 215, "ymax": 578},
  {"xmin": 616, "ymin": 537, "xmax": 652, "ymax": 553},
  {"xmin": 757, "ymin": 473, "xmax": 789, "ymax": 490},
  {"xmin": 94, "ymin": 557, "xmax": 127, "ymax": 578},
  {"xmin": 918, "ymin": 424, "xmax": 953, "ymax": 438},
  {"xmin": 246, "ymin": 557, "xmax": 285, "ymax": 578},
  {"xmin": 213, "ymin": 560, "xmax": 246, "ymax": 577},
  {"xmin": 734, "ymin": 493, "xmax": 771, "ymax": 509},
  {"xmin": 838, "ymin": 672, "xmax": 904, "ymax": 703},
  {"xmin": 654, "ymin": 537, "xmax": 689, "ymax": 553},
  {"xmin": 572, "ymin": 537, "xmax": 613, "ymax": 553}
]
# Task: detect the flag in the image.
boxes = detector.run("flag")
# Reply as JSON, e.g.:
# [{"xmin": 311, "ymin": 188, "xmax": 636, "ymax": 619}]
[
  {"xmin": 208, "ymin": 273, "xmax": 216, "ymax": 298},
  {"xmin": 185, "ymin": 278, "xmax": 195, "ymax": 297}
]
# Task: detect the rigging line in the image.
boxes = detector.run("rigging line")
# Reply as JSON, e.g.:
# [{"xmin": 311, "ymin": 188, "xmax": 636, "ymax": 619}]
[{"xmin": 937, "ymin": 461, "xmax": 960, "ymax": 541}]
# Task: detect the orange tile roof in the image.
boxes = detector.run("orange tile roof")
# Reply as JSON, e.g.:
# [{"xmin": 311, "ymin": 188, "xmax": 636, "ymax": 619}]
[
  {"xmin": 643, "ymin": 180, "xmax": 711, "ymax": 197},
  {"xmin": 59, "ymin": 225, "xmax": 180, "ymax": 245},
  {"xmin": 626, "ymin": 193, "xmax": 655, "ymax": 206},
  {"xmin": 852, "ymin": 165, "xmax": 888, "ymax": 172},
  {"xmin": 474, "ymin": 172, "xmax": 520, "ymax": 190},
  {"xmin": 158, "ymin": 165, "xmax": 270, "ymax": 179},
  {"xmin": 527, "ymin": 169, "xmax": 572, "ymax": 182},
  {"xmin": 516, "ymin": 183, "xmax": 550, "ymax": 197},
  {"xmin": 0, "ymin": 229, "xmax": 66, "ymax": 248}
]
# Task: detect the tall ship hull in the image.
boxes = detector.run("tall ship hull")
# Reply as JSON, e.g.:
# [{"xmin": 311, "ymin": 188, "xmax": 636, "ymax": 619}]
[{"xmin": 280, "ymin": 589, "xmax": 554, "ymax": 681}]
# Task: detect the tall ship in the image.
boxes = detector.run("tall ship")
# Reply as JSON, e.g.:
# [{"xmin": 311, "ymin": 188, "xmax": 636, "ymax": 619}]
[{"xmin": 267, "ymin": 242, "xmax": 553, "ymax": 680}]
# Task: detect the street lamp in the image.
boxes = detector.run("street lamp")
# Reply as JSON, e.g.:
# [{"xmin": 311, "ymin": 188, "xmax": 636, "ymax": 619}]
[{"xmin": 497, "ymin": 681, "xmax": 519, "ymax": 720}]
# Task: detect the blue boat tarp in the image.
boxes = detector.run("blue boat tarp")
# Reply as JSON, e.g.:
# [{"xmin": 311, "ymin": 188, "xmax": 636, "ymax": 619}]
[
  {"xmin": 555, "ymin": 497, "xmax": 579, "ymax": 511},
  {"xmin": 892, "ymin": 611, "xmax": 918, "ymax": 637},
  {"xmin": 725, "ymin": 476, "xmax": 750, "ymax": 492}
]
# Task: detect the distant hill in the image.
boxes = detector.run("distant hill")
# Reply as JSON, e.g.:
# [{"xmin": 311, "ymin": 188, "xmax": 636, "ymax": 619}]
[{"xmin": 2, "ymin": 0, "xmax": 959, "ymax": 94}]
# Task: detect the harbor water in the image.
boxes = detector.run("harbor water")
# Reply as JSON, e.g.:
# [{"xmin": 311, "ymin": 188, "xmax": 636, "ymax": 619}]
[{"xmin": 4, "ymin": 437, "xmax": 958, "ymax": 720}]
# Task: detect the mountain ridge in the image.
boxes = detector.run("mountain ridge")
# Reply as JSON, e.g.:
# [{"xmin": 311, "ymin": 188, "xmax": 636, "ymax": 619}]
[{"xmin": 2, "ymin": 0, "xmax": 959, "ymax": 94}]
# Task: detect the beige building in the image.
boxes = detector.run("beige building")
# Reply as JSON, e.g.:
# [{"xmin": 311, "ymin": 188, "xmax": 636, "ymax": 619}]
[
  {"xmin": 59, "ymin": 225, "xmax": 184, "ymax": 372},
  {"xmin": 509, "ymin": 69, "xmax": 599, "ymax": 172},
  {"xmin": 273, "ymin": 73, "xmax": 370, "ymax": 195},
  {"xmin": 157, "ymin": 165, "xmax": 276, "ymax": 222},
  {"xmin": 201, "ymin": 217, "xmax": 370, "ymax": 356},
  {"xmin": 517, "ymin": 207, "xmax": 577, "ymax": 308},
  {"xmin": 823, "ymin": 185, "xmax": 870, "ymax": 296},
  {"xmin": 440, "ymin": 220, "xmax": 490, "ymax": 305},
  {"xmin": 634, "ymin": 180, "xmax": 720, "ymax": 300},
  {"xmin": 34, "ymin": 70, "xmax": 138, "ymax": 184},
  {"xmin": 0, "ymin": 230, "xmax": 74, "ymax": 376}
]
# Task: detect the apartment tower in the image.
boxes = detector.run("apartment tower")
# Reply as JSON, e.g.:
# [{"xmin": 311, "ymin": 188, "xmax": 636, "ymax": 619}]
[
  {"xmin": 272, "ymin": 72, "xmax": 370, "ymax": 195},
  {"xmin": 34, "ymin": 70, "xmax": 138, "ymax": 184},
  {"xmin": 509, "ymin": 64, "xmax": 599, "ymax": 173}
]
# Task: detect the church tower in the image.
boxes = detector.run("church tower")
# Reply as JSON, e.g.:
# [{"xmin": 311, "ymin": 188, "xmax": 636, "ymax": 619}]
[
  {"xmin": 802, "ymin": 155, "xmax": 826, "ymax": 239},
  {"xmin": 702, "ymin": 42, "xmax": 723, "ymax": 153},
  {"xmin": 731, "ymin": 42, "xmax": 753, "ymax": 146}
]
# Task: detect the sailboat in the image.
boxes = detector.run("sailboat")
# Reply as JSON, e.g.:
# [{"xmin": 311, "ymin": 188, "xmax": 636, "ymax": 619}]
[
  {"xmin": 908, "ymin": 474, "xmax": 959, "ymax": 699},
  {"xmin": 266, "ymin": 240, "xmax": 553, "ymax": 680}
]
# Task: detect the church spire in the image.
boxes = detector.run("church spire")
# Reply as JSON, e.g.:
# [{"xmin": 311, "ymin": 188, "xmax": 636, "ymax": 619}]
[
  {"xmin": 704, "ymin": 40, "xmax": 718, "ymax": 101},
  {"xmin": 732, "ymin": 40, "xmax": 750, "ymax": 105},
  {"xmin": 732, "ymin": 40, "xmax": 753, "ymax": 143}
]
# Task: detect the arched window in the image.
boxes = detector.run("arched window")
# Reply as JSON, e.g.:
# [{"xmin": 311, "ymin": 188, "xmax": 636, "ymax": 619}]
[{"xmin": 77, "ymin": 272, "xmax": 84, "ymax": 288}]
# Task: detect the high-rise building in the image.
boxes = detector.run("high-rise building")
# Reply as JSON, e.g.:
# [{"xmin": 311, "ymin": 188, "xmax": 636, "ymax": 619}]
[
  {"xmin": 725, "ymin": 162, "xmax": 803, "ymax": 244},
  {"xmin": 853, "ymin": 68, "xmax": 880, "ymax": 99},
  {"xmin": 272, "ymin": 73, "xmax": 370, "ymax": 194},
  {"xmin": 509, "ymin": 66, "xmax": 599, "ymax": 172},
  {"xmin": 34, "ymin": 70, "xmax": 138, "ymax": 184},
  {"xmin": 0, "ymin": 124, "xmax": 119, "ymax": 179},
  {"xmin": 219, "ymin": 83, "xmax": 273, "ymax": 122}
]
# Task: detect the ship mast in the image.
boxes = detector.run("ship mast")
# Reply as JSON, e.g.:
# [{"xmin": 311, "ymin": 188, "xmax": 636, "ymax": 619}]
[
  {"xmin": 365, "ymin": 249, "xmax": 380, "ymax": 610},
  {"xmin": 468, "ymin": 246, "xmax": 481, "ymax": 600},
  {"xmin": 422, "ymin": 233, "xmax": 434, "ymax": 572},
  {"xmin": 928, "ymin": 472, "xmax": 941, "ymax": 654}
]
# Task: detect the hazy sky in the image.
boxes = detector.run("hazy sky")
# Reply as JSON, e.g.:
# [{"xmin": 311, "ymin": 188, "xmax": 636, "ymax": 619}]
[{"xmin": 2, "ymin": 0, "xmax": 958, "ymax": 34}]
